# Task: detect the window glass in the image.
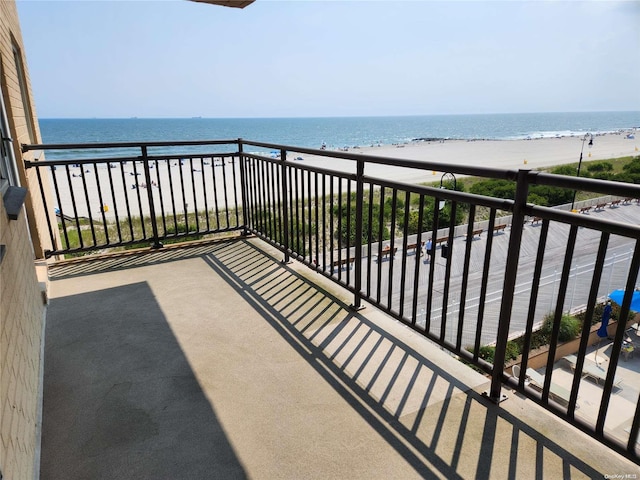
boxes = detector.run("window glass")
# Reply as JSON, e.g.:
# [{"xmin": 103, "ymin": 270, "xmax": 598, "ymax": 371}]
[
  {"xmin": 0, "ymin": 60, "xmax": 19, "ymax": 195},
  {"xmin": 13, "ymin": 44, "xmax": 35, "ymax": 144}
]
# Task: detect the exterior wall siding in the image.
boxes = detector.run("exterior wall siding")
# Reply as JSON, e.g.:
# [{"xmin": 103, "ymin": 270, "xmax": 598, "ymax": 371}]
[
  {"xmin": 0, "ymin": 0, "xmax": 58, "ymax": 259},
  {"xmin": 0, "ymin": 1, "xmax": 47, "ymax": 479}
]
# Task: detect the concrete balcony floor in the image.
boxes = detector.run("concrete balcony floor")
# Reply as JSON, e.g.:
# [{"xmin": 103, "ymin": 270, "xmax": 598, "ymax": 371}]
[{"xmin": 42, "ymin": 237, "xmax": 637, "ymax": 479}]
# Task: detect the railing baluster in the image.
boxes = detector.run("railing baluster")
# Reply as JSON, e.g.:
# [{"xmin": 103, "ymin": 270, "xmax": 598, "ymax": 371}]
[
  {"xmin": 376, "ymin": 186, "xmax": 385, "ymax": 304},
  {"xmin": 265, "ymin": 160, "xmax": 272, "ymax": 239},
  {"xmin": 236, "ymin": 142, "xmax": 246, "ymax": 232},
  {"xmin": 200, "ymin": 157, "xmax": 209, "ymax": 232},
  {"xmin": 33, "ymin": 165, "xmax": 57, "ymax": 255},
  {"xmin": 597, "ymin": 241, "xmax": 640, "ymax": 436},
  {"xmin": 568, "ymin": 231, "xmax": 608, "ymax": 416},
  {"xmin": 366, "ymin": 183, "xmax": 375, "ymax": 298},
  {"xmin": 142, "ymin": 146, "xmax": 161, "ymax": 248},
  {"xmin": 211, "ymin": 155, "xmax": 220, "ymax": 230},
  {"xmin": 255, "ymin": 157, "xmax": 264, "ymax": 235},
  {"xmin": 119, "ymin": 160, "xmax": 135, "ymax": 242},
  {"xmin": 306, "ymin": 170, "xmax": 312, "ymax": 263},
  {"xmin": 314, "ymin": 171, "xmax": 319, "ymax": 270},
  {"xmin": 352, "ymin": 159, "xmax": 365, "ymax": 309},
  {"xmin": 94, "ymin": 161, "xmax": 109, "ymax": 246},
  {"xmin": 79, "ymin": 162, "xmax": 97, "ymax": 247},
  {"xmin": 247, "ymin": 157, "xmax": 257, "ymax": 233},
  {"xmin": 258, "ymin": 157, "xmax": 267, "ymax": 236},
  {"xmin": 189, "ymin": 158, "xmax": 199, "ymax": 233},
  {"xmin": 410, "ymin": 194, "xmax": 425, "ymax": 326},
  {"xmin": 519, "ymin": 218, "xmax": 550, "ymax": 387},
  {"xmin": 300, "ymin": 168, "xmax": 306, "ymax": 259},
  {"xmin": 336, "ymin": 177, "xmax": 343, "ymax": 281},
  {"xmin": 38, "ymin": 164, "xmax": 59, "ymax": 253},
  {"xmin": 221, "ymin": 152, "xmax": 231, "ymax": 229},
  {"xmin": 387, "ymin": 189, "xmax": 398, "ymax": 311},
  {"xmin": 425, "ymin": 197, "xmax": 439, "ymax": 333},
  {"xmin": 457, "ymin": 203, "xmax": 476, "ymax": 350},
  {"xmin": 345, "ymin": 176, "xmax": 351, "ymax": 286},
  {"xmin": 398, "ymin": 190, "xmax": 411, "ymax": 318},
  {"xmin": 106, "ymin": 161, "xmax": 122, "ymax": 244},
  {"xmin": 489, "ymin": 169, "xmax": 529, "ymax": 403},
  {"xmin": 279, "ymin": 150, "xmax": 290, "ymax": 262},
  {"xmin": 473, "ymin": 207, "xmax": 496, "ymax": 359},
  {"xmin": 275, "ymin": 160, "xmax": 283, "ymax": 247},
  {"xmin": 322, "ymin": 173, "xmax": 327, "ymax": 272},
  {"xmin": 167, "ymin": 157, "xmax": 179, "ymax": 235},
  {"xmin": 440, "ymin": 200, "xmax": 457, "ymax": 342},
  {"xmin": 64, "ymin": 165, "xmax": 80, "ymax": 249},
  {"xmin": 289, "ymin": 167, "xmax": 295, "ymax": 256},
  {"xmin": 542, "ymin": 225, "xmax": 579, "ymax": 404},
  {"xmin": 133, "ymin": 159, "xmax": 147, "ymax": 239},
  {"xmin": 151, "ymin": 159, "xmax": 166, "ymax": 237},
  {"xmin": 270, "ymin": 162, "xmax": 278, "ymax": 243}
]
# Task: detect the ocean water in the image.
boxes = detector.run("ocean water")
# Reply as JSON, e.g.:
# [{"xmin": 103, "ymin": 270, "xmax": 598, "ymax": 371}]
[{"xmin": 38, "ymin": 112, "xmax": 639, "ymax": 160}]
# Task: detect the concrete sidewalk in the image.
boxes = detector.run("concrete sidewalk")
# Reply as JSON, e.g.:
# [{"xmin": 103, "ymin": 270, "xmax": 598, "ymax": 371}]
[{"xmin": 41, "ymin": 238, "xmax": 638, "ymax": 479}]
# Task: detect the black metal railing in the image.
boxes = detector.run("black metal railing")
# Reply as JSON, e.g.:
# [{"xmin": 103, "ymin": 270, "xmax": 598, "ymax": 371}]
[
  {"xmin": 24, "ymin": 138, "xmax": 640, "ymax": 461},
  {"xmin": 24, "ymin": 140, "xmax": 244, "ymax": 256}
]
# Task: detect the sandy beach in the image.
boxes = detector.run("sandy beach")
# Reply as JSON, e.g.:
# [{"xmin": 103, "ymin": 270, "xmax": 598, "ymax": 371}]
[
  {"xmin": 47, "ymin": 130, "xmax": 639, "ymax": 220},
  {"xmin": 297, "ymin": 129, "xmax": 640, "ymax": 184}
]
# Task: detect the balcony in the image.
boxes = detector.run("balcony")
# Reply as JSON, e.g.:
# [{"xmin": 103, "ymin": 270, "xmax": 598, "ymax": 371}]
[
  {"xmin": 42, "ymin": 238, "xmax": 637, "ymax": 478},
  {"xmin": 25, "ymin": 139, "xmax": 640, "ymax": 474}
]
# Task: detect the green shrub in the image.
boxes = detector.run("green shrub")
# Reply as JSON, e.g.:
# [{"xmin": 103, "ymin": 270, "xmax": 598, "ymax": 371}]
[
  {"xmin": 467, "ymin": 340, "xmax": 520, "ymax": 365},
  {"xmin": 617, "ymin": 157, "xmax": 640, "ymax": 183},
  {"xmin": 476, "ymin": 345, "xmax": 495, "ymax": 363},
  {"xmin": 513, "ymin": 329, "xmax": 550, "ymax": 353},
  {"xmin": 541, "ymin": 313, "xmax": 580, "ymax": 342},
  {"xmin": 550, "ymin": 165, "xmax": 577, "ymax": 176},
  {"xmin": 586, "ymin": 161, "xmax": 613, "ymax": 173},
  {"xmin": 576, "ymin": 301, "xmax": 636, "ymax": 326},
  {"xmin": 622, "ymin": 157, "xmax": 640, "ymax": 174},
  {"xmin": 470, "ymin": 179, "xmax": 515, "ymax": 199},
  {"xmin": 469, "ymin": 177, "xmax": 573, "ymax": 206},
  {"xmin": 505, "ymin": 341, "xmax": 521, "ymax": 361}
]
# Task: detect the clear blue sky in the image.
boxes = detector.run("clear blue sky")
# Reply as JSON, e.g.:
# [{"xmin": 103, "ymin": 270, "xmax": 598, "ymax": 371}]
[{"xmin": 16, "ymin": 0, "xmax": 640, "ymax": 118}]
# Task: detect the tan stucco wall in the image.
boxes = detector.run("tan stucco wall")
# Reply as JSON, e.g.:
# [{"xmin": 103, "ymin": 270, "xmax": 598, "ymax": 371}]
[
  {"xmin": 0, "ymin": 0, "xmax": 58, "ymax": 259},
  {"xmin": 0, "ymin": 1, "xmax": 47, "ymax": 479},
  {"xmin": 0, "ymin": 196, "xmax": 45, "ymax": 480}
]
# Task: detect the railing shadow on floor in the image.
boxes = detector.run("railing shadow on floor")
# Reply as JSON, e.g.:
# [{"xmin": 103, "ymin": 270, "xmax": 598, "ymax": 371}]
[{"xmin": 197, "ymin": 239, "xmax": 603, "ymax": 479}]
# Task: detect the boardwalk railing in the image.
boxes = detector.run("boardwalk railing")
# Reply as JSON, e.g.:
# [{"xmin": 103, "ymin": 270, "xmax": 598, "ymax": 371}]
[{"xmin": 24, "ymin": 138, "xmax": 640, "ymax": 462}]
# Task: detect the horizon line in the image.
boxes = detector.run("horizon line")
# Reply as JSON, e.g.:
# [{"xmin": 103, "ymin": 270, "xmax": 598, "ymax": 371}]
[{"xmin": 38, "ymin": 110, "xmax": 640, "ymax": 121}]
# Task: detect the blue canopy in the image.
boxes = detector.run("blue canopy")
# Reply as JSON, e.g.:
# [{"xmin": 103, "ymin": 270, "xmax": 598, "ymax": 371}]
[{"xmin": 608, "ymin": 289, "xmax": 640, "ymax": 312}]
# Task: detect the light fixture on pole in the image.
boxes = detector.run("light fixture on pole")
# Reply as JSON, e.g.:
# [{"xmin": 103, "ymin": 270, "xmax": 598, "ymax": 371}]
[
  {"xmin": 439, "ymin": 172, "xmax": 457, "ymax": 210},
  {"xmin": 571, "ymin": 133, "xmax": 593, "ymax": 211}
]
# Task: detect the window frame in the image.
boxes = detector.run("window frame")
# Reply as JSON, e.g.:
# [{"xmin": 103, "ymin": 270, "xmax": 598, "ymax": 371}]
[{"xmin": 0, "ymin": 60, "xmax": 19, "ymax": 197}]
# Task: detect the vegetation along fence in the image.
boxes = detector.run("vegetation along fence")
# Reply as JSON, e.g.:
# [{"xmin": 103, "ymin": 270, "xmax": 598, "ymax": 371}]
[{"xmin": 24, "ymin": 138, "xmax": 640, "ymax": 462}]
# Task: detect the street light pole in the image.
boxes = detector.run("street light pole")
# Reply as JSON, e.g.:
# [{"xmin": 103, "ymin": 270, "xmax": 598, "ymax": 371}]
[
  {"xmin": 439, "ymin": 172, "xmax": 457, "ymax": 210},
  {"xmin": 571, "ymin": 133, "xmax": 593, "ymax": 211}
]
